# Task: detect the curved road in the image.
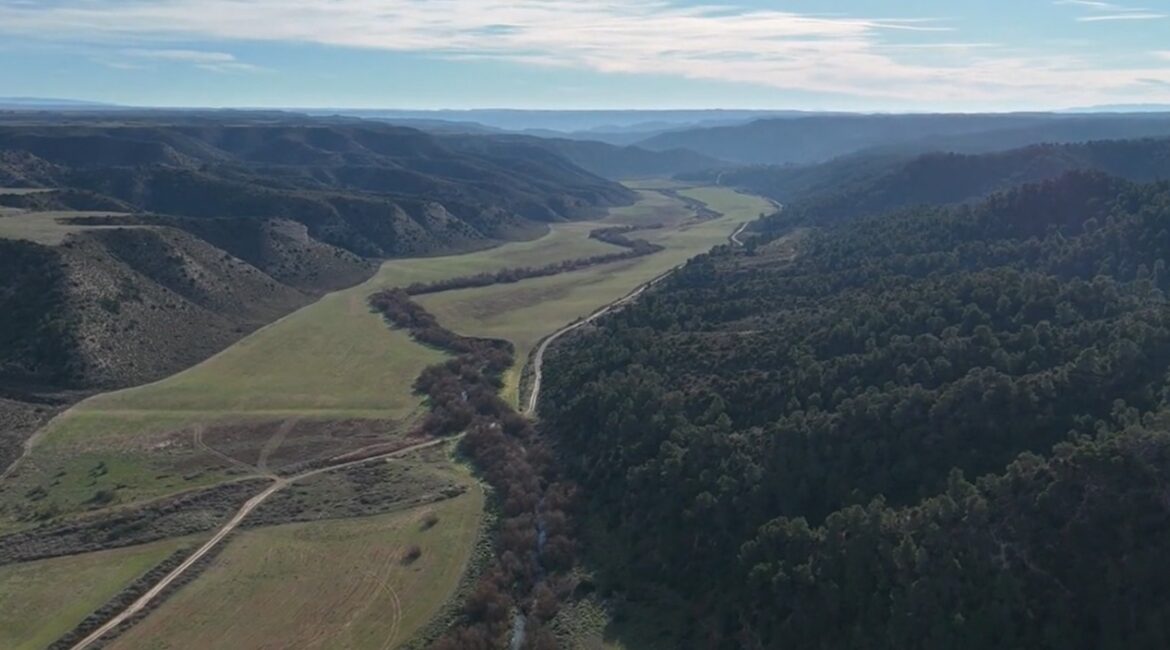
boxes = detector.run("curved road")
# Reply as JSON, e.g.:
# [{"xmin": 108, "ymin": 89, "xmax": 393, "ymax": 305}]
[
  {"xmin": 524, "ymin": 217, "xmax": 749, "ymax": 417},
  {"xmin": 70, "ymin": 436, "xmax": 453, "ymax": 650},
  {"xmin": 729, "ymin": 222, "xmax": 749, "ymax": 246}
]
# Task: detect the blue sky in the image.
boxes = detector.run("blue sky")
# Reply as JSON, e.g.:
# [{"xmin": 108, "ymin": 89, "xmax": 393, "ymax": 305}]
[{"xmin": 0, "ymin": 0, "xmax": 1168, "ymax": 110}]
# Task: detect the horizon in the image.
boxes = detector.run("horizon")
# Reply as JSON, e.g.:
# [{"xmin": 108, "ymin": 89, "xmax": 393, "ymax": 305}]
[{"xmin": 6, "ymin": 97, "xmax": 1170, "ymax": 114}]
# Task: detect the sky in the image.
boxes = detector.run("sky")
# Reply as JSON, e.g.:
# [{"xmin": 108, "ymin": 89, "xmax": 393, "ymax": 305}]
[{"xmin": 0, "ymin": 0, "xmax": 1168, "ymax": 111}]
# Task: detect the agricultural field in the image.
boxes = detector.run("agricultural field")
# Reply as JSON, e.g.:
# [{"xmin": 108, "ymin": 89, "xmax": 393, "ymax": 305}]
[
  {"xmin": 0, "ymin": 536, "xmax": 197, "ymax": 650},
  {"xmin": 108, "ymin": 469, "xmax": 484, "ymax": 650}
]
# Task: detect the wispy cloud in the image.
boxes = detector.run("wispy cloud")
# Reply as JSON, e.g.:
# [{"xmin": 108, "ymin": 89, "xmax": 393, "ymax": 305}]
[
  {"xmin": 1055, "ymin": 0, "xmax": 1132, "ymax": 9},
  {"xmin": 120, "ymin": 48, "xmax": 262, "ymax": 72},
  {"xmin": 1077, "ymin": 12, "xmax": 1167, "ymax": 20},
  {"xmin": 1055, "ymin": 0, "xmax": 1166, "ymax": 20},
  {"xmin": 0, "ymin": 0, "xmax": 1168, "ymax": 106}
]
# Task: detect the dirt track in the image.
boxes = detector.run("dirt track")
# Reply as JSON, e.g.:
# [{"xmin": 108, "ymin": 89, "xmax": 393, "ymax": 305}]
[
  {"xmin": 524, "ymin": 217, "xmax": 749, "ymax": 417},
  {"xmin": 69, "ymin": 436, "xmax": 453, "ymax": 650}
]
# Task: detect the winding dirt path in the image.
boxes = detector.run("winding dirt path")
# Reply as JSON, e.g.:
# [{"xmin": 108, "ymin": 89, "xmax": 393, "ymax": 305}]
[
  {"xmin": 524, "ymin": 215, "xmax": 751, "ymax": 417},
  {"xmin": 524, "ymin": 272, "xmax": 667, "ymax": 416},
  {"xmin": 730, "ymin": 222, "xmax": 749, "ymax": 246},
  {"xmin": 69, "ymin": 436, "xmax": 453, "ymax": 650}
]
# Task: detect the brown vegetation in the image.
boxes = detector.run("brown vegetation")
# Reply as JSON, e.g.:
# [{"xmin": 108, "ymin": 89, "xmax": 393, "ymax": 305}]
[{"xmin": 368, "ymin": 289, "xmax": 580, "ymax": 648}]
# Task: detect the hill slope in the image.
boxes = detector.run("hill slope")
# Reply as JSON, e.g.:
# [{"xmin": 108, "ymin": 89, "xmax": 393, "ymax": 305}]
[
  {"xmin": 710, "ymin": 138, "xmax": 1170, "ymax": 228},
  {"xmin": 541, "ymin": 172, "xmax": 1170, "ymax": 648},
  {"xmin": 0, "ymin": 121, "xmax": 635, "ymax": 257}
]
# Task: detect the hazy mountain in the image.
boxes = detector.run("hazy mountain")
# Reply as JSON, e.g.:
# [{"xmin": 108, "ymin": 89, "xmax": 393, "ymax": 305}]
[
  {"xmin": 706, "ymin": 137, "xmax": 1170, "ymax": 227},
  {"xmin": 0, "ymin": 97, "xmax": 119, "ymax": 109},
  {"xmin": 639, "ymin": 113, "xmax": 1170, "ymax": 165},
  {"xmin": 444, "ymin": 133, "xmax": 728, "ymax": 179}
]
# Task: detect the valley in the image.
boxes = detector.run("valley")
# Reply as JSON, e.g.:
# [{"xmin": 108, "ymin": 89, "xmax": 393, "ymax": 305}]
[
  {"xmin": 8, "ymin": 5, "xmax": 1170, "ymax": 648},
  {"xmin": 0, "ymin": 181, "xmax": 771, "ymax": 649}
]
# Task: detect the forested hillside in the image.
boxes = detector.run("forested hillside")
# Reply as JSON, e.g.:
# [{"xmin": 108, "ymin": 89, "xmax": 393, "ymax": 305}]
[
  {"xmin": 540, "ymin": 171, "xmax": 1170, "ymax": 648},
  {"xmin": 705, "ymin": 138, "xmax": 1170, "ymax": 229}
]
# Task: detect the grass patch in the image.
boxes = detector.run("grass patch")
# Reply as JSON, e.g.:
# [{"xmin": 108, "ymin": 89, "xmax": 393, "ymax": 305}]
[
  {"xmin": 0, "ymin": 536, "xmax": 195, "ymax": 650},
  {"xmin": 677, "ymin": 186, "xmax": 774, "ymax": 220},
  {"xmin": 0, "ymin": 211, "xmax": 132, "ymax": 244},
  {"xmin": 107, "ymin": 475, "xmax": 485, "ymax": 650}
]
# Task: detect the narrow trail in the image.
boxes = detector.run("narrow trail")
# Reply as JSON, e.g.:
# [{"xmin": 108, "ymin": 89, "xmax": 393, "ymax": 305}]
[
  {"xmin": 730, "ymin": 222, "xmax": 749, "ymax": 246},
  {"xmin": 524, "ymin": 268, "xmax": 672, "ymax": 417},
  {"xmin": 68, "ymin": 436, "xmax": 453, "ymax": 650},
  {"xmin": 524, "ymin": 212, "xmax": 748, "ymax": 413}
]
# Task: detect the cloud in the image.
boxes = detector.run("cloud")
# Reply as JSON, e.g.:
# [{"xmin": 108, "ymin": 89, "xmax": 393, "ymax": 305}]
[
  {"xmin": 1055, "ymin": 0, "xmax": 1166, "ymax": 20},
  {"xmin": 1078, "ymin": 12, "xmax": 1166, "ymax": 20},
  {"xmin": 124, "ymin": 48, "xmax": 236, "ymax": 63},
  {"xmin": 120, "ymin": 47, "xmax": 262, "ymax": 72},
  {"xmin": 1, "ymin": 0, "xmax": 1169, "ymax": 106},
  {"xmin": 1054, "ymin": 0, "xmax": 1131, "ymax": 9}
]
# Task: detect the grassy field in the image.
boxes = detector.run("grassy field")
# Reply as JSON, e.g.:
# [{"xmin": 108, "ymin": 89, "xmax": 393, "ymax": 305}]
[
  {"xmin": 0, "ymin": 210, "xmax": 132, "ymax": 244},
  {"xmin": 0, "ymin": 536, "xmax": 196, "ymax": 650},
  {"xmin": 109, "ymin": 466, "xmax": 484, "ymax": 650},
  {"xmin": 678, "ymin": 186, "xmax": 776, "ymax": 218},
  {"xmin": 418, "ymin": 186, "xmax": 775, "ymax": 405}
]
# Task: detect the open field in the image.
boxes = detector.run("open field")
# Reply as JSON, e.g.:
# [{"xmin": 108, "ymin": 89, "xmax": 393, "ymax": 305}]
[
  {"xmin": 0, "ymin": 210, "xmax": 132, "ymax": 244},
  {"xmin": 0, "ymin": 187, "xmax": 53, "ymax": 196},
  {"xmin": 677, "ymin": 186, "xmax": 775, "ymax": 218},
  {"xmin": 108, "ymin": 468, "xmax": 484, "ymax": 650},
  {"xmin": 0, "ymin": 536, "xmax": 196, "ymax": 650},
  {"xmin": 418, "ymin": 186, "xmax": 775, "ymax": 405}
]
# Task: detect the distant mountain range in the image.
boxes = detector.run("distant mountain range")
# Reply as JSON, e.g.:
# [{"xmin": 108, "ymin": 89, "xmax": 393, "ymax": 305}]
[
  {"xmin": 701, "ymin": 137, "xmax": 1170, "ymax": 228},
  {"xmin": 637, "ymin": 113, "xmax": 1170, "ymax": 165},
  {"xmin": 0, "ymin": 97, "xmax": 120, "ymax": 109}
]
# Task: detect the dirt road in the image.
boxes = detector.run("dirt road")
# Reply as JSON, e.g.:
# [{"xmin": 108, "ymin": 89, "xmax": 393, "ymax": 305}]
[
  {"xmin": 730, "ymin": 222, "xmax": 748, "ymax": 246},
  {"xmin": 524, "ymin": 217, "xmax": 752, "ymax": 417},
  {"xmin": 69, "ymin": 436, "xmax": 453, "ymax": 650}
]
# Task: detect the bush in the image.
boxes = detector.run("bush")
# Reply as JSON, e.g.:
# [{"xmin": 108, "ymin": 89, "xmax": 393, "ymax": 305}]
[{"xmin": 401, "ymin": 544, "xmax": 423, "ymax": 564}]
